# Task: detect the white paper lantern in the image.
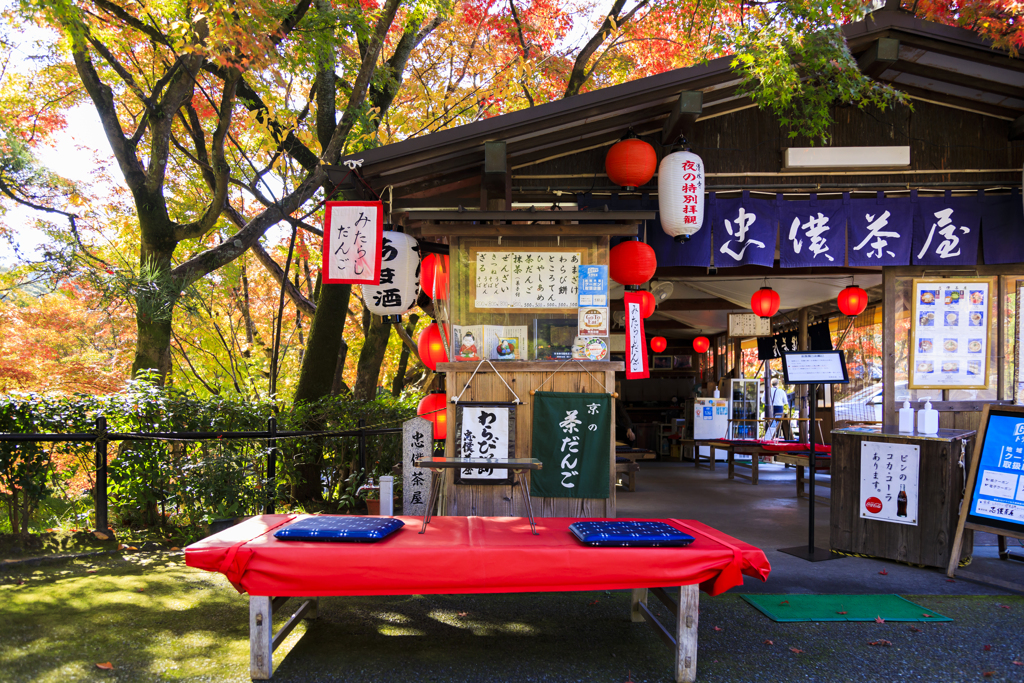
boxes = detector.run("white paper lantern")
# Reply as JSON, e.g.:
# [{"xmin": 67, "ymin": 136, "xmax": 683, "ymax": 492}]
[
  {"xmin": 658, "ymin": 150, "xmax": 705, "ymax": 242},
  {"xmin": 363, "ymin": 231, "xmax": 420, "ymax": 319}
]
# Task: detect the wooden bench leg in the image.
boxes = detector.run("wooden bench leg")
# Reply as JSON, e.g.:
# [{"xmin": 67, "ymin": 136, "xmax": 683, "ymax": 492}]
[
  {"xmin": 676, "ymin": 585, "xmax": 699, "ymax": 683},
  {"xmin": 727, "ymin": 447, "xmax": 734, "ymax": 480},
  {"xmin": 796, "ymin": 465, "xmax": 805, "ymax": 497},
  {"xmin": 250, "ymin": 596, "xmax": 273, "ymax": 680},
  {"xmin": 751, "ymin": 452, "xmax": 759, "ymax": 485},
  {"xmin": 631, "ymin": 588, "xmax": 648, "ymax": 622}
]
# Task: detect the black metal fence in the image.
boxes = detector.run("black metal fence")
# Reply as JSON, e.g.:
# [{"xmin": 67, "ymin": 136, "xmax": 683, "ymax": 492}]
[{"xmin": 0, "ymin": 417, "xmax": 401, "ymax": 534}]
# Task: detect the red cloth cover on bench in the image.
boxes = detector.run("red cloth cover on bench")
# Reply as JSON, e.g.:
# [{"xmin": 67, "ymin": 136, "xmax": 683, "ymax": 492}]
[{"xmin": 186, "ymin": 515, "xmax": 770, "ymax": 598}]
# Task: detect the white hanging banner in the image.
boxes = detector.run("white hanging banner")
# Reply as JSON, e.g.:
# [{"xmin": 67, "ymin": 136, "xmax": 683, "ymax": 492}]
[
  {"xmin": 322, "ymin": 201, "xmax": 384, "ymax": 284},
  {"xmin": 363, "ymin": 231, "xmax": 420, "ymax": 316},
  {"xmin": 860, "ymin": 441, "xmax": 920, "ymax": 526}
]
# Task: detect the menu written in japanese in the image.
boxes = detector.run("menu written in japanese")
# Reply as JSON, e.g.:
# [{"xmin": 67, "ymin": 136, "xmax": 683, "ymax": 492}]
[
  {"xmin": 910, "ymin": 280, "xmax": 989, "ymax": 389},
  {"xmin": 475, "ymin": 251, "xmax": 580, "ymax": 309},
  {"xmin": 860, "ymin": 441, "xmax": 920, "ymax": 526},
  {"xmin": 967, "ymin": 412, "xmax": 1024, "ymax": 530}
]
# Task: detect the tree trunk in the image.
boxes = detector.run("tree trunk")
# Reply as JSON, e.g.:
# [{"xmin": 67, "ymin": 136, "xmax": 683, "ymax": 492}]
[
  {"xmin": 391, "ymin": 314, "xmax": 418, "ymax": 396},
  {"xmin": 130, "ymin": 239, "xmax": 178, "ymax": 384},
  {"xmin": 353, "ymin": 314, "xmax": 393, "ymax": 400},
  {"xmin": 291, "ymin": 282, "xmax": 351, "ymax": 503},
  {"xmin": 293, "ymin": 283, "xmax": 352, "ymax": 403}
]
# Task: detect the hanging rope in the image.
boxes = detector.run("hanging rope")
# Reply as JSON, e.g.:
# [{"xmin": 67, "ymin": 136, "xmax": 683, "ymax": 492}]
[
  {"xmin": 453, "ymin": 359, "xmax": 522, "ymax": 404},
  {"xmin": 532, "ymin": 359, "xmax": 612, "ymax": 396}
]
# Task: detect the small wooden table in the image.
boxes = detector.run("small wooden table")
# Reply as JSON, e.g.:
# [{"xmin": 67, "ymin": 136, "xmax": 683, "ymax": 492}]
[{"xmin": 414, "ymin": 457, "xmax": 543, "ymax": 534}]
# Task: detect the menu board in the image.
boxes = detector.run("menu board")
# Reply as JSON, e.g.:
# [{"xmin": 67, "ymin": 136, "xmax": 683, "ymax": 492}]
[
  {"xmin": 474, "ymin": 250, "xmax": 580, "ymax": 309},
  {"xmin": 910, "ymin": 279, "xmax": 989, "ymax": 389},
  {"xmin": 966, "ymin": 410, "xmax": 1024, "ymax": 533},
  {"xmin": 780, "ymin": 350, "xmax": 849, "ymax": 385}
]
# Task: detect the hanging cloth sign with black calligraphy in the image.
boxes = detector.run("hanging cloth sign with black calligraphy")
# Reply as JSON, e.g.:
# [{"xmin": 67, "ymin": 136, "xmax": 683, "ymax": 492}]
[
  {"xmin": 529, "ymin": 391, "xmax": 610, "ymax": 499},
  {"xmin": 778, "ymin": 194, "xmax": 848, "ymax": 268},
  {"xmin": 848, "ymin": 191, "xmax": 914, "ymax": 267},
  {"xmin": 453, "ymin": 403, "xmax": 517, "ymax": 486},
  {"xmin": 322, "ymin": 201, "xmax": 384, "ymax": 284},
  {"xmin": 757, "ymin": 321, "xmax": 833, "ymax": 361},
  {"xmin": 981, "ymin": 189, "xmax": 1024, "ymax": 265},
  {"xmin": 623, "ymin": 289, "xmax": 649, "ymax": 379},
  {"xmin": 713, "ymin": 191, "xmax": 777, "ymax": 268},
  {"xmin": 913, "ymin": 191, "xmax": 981, "ymax": 266}
]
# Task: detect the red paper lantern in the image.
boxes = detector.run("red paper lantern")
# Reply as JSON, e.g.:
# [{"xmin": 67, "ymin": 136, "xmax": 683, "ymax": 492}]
[
  {"xmin": 650, "ymin": 336, "xmax": 667, "ymax": 353},
  {"xmin": 750, "ymin": 286, "xmax": 780, "ymax": 319},
  {"xmin": 692, "ymin": 336, "xmax": 710, "ymax": 354},
  {"xmin": 837, "ymin": 285, "xmax": 868, "ymax": 318},
  {"xmin": 609, "ymin": 240, "xmax": 657, "ymax": 286},
  {"xmin": 638, "ymin": 290, "xmax": 656, "ymax": 318},
  {"xmin": 417, "ymin": 322, "xmax": 449, "ymax": 371},
  {"xmin": 420, "ymin": 254, "xmax": 449, "ymax": 300},
  {"xmin": 605, "ymin": 134, "xmax": 656, "ymax": 190},
  {"xmin": 417, "ymin": 392, "xmax": 447, "ymax": 440}
]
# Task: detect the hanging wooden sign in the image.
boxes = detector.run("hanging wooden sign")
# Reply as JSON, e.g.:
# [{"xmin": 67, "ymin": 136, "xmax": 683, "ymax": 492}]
[
  {"xmin": 322, "ymin": 201, "xmax": 384, "ymax": 284},
  {"xmin": 453, "ymin": 402, "xmax": 517, "ymax": 486},
  {"xmin": 947, "ymin": 404, "xmax": 1024, "ymax": 591}
]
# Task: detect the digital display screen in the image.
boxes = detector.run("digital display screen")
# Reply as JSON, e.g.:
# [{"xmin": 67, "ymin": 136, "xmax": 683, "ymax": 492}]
[{"xmin": 780, "ymin": 350, "xmax": 849, "ymax": 385}]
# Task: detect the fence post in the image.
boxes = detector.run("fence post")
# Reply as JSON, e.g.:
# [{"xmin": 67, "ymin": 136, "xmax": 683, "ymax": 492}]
[
  {"xmin": 266, "ymin": 417, "xmax": 277, "ymax": 515},
  {"xmin": 358, "ymin": 418, "xmax": 367, "ymax": 474},
  {"xmin": 94, "ymin": 416, "xmax": 110, "ymax": 536}
]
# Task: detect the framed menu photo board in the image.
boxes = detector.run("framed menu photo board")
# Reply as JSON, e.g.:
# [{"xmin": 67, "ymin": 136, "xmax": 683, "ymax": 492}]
[{"xmin": 909, "ymin": 278, "xmax": 990, "ymax": 390}]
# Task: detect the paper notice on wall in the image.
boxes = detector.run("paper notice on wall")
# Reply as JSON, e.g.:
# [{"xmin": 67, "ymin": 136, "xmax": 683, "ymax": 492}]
[{"xmin": 475, "ymin": 251, "xmax": 580, "ymax": 308}]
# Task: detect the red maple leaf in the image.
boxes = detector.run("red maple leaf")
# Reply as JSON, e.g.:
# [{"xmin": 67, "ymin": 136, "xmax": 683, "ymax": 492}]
[
  {"xmin": 764, "ymin": 639, "xmax": 774, "ymax": 645},
  {"xmin": 868, "ymin": 640, "xmax": 892, "ymax": 646},
  {"xmin": 875, "ymin": 616, "xmax": 885, "ymax": 624},
  {"xmin": 779, "ymin": 600, "xmax": 790, "ymax": 605},
  {"xmin": 878, "ymin": 570, "xmax": 889, "ymax": 575},
  {"xmin": 1012, "ymin": 661, "xmax": 1023, "ymax": 665},
  {"xmin": 946, "ymin": 579, "xmax": 956, "ymax": 583},
  {"xmin": 789, "ymin": 647, "xmax": 804, "ymax": 654},
  {"xmin": 982, "ymin": 672, "xmax": 995, "ymax": 677},
  {"xmin": 909, "ymin": 627, "xmax": 923, "ymax": 633},
  {"xmin": 713, "ymin": 626, "xmax": 723, "ymax": 631},
  {"xmin": 1001, "ymin": 605, "xmax": 1011, "ymax": 610},
  {"xmin": 983, "ymin": 644, "xmax": 992, "ymax": 651},
  {"xmin": 922, "ymin": 614, "xmax": 933, "ymax": 618},
  {"xmin": 836, "ymin": 611, "xmax": 847, "ymax": 615},
  {"xmin": 95, "ymin": 663, "xmax": 113, "ymax": 670}
]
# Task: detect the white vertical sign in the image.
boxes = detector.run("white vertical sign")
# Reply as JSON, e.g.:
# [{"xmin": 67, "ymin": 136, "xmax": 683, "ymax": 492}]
[
  {"xmin": 402, "ymin": 417, "xmax": 432, "ymax": 516},
  {"xmin": 860, "ymin": 441, "xmax": 920, "ymax": 526}
]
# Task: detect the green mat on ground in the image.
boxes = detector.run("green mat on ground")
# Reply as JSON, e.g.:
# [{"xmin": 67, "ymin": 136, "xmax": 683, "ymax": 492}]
[{"xmin": 739, "ymin": 594, "xmax": 953, "ymax": 623}]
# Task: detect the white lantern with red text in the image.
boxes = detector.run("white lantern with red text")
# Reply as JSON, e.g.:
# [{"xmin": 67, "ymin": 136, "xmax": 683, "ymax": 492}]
[
  {"xmin": 658, "ymin": 149, "xmax": 705, "ymax": 242},
  {"xmin": 363, "ymin": 230, "xmax": 420, "ymax": 322}
]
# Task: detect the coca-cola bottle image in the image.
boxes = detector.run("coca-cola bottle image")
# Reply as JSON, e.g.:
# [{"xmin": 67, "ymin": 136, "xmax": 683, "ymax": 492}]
[{"xmin": 896, "ymin": 484, "xmax": 908, "ymax": 517}]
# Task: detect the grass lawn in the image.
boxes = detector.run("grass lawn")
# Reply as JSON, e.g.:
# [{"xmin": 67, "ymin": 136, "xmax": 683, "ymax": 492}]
[{"xmin": 2, "ymin": 550, "xmax": 1024, "ymax": 682}]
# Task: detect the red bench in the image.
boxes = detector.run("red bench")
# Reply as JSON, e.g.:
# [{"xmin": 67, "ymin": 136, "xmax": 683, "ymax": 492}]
[{"xmin": 186, "ymin": 514, "xmax": 770, "ymax": 683}]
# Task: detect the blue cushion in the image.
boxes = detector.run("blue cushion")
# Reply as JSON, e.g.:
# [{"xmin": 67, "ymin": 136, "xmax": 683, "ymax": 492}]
[
  {"xmin": 274, "ymin": 516, "xmax": 404, "ymax": 542},
  {"xmin": 568, "ymin": 521, "xmax": 695, "ymax": 548}
]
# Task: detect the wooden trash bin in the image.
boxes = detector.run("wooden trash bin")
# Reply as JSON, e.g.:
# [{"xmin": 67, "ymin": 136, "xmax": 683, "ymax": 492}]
[{"xmin": 830, "ymin": 426, "xmax": 976, "ymax": 568}]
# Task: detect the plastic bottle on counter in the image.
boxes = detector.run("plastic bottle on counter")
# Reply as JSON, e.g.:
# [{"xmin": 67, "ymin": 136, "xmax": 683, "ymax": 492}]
[
  {"xmin": 917, "ymin": 400, "xmax": 939, "ymax": 435},
  {"xmin": 898, "ymin": 400, "xmax": 915, "ymax": 433}
]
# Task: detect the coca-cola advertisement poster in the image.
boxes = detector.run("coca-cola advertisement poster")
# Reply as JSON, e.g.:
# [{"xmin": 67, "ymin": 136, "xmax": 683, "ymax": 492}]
[{"xmin": 860, "ymin": 441, "xmax": 920, "ymax": 526}]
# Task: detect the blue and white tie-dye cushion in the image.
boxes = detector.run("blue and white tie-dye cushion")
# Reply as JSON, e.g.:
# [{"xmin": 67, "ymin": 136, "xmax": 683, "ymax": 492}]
[
  {"xmin": 568, "ymin": 521, "xmax": 695, "ymax": 547},
  {"xmin": 274, "ymin": 516, "xmax": 404, "ymax": 542}
]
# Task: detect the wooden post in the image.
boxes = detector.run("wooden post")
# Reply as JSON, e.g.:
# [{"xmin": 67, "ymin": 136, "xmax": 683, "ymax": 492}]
[
  {"xmin": 883, "ymin": 268, "xmax": 897, "ymax": 424},
  {"xmin": 798, "ymin": 307, "xmax": 809, "ymax": 443},
  {"xmin": 250, "ymin": 596, "xmax": 273, "ymax": 680},
  {"xmin": 675, "ymin": 585, "xmax": 700, "ymax": 683}
]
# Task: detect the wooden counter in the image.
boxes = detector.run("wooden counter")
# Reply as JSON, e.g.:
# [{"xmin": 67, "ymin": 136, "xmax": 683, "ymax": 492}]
[{"xmin": 830, "ymin": 425, "xmax": 975, "ymax": 568}]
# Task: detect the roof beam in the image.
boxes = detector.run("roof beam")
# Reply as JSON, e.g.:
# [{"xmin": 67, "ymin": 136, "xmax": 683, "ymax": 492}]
[
  {"xmin": 610, "ymin": 298, "xmax": 741, "ymax": 312},
  {"xmin": 858, "ymin": 38, "xmax": 900, "ymax": 78},
  {"xmin": 661, "ymin": 91, "xmax": 703, "ymax": 145},
  {"xmin": 891, "ymin": 58, "xmax": 1024, "ymax": 100}
]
